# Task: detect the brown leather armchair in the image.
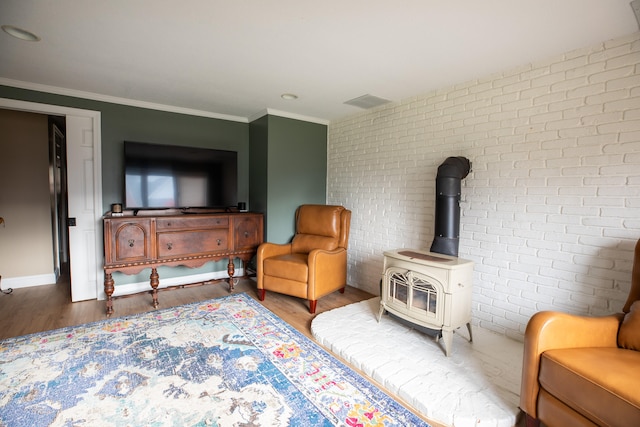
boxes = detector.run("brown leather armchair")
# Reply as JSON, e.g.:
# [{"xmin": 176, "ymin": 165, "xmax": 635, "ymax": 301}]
[
  {"xmin": 520, "ymin": 239, "xmax": 640, "ymax": 427},
  {"xmin": 256, "ymin": 204, "xmax": 351, "ymax": 314}
]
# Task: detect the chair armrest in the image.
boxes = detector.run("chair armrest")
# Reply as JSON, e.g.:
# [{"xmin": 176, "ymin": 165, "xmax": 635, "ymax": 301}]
[
  {"xmin": 520, "ymin": 311, "xmax": 623, "ymax": 417},
  {"xmin": 256, "ymin": 242, "xmax": 292, "ymax": 289},
  {"xmin": 257, "ymin": 242, "xmax": 292, "ymax": 260},
  {"xmin": 307, "ymin": 248, "xmax": 347, "ymax": 300}
]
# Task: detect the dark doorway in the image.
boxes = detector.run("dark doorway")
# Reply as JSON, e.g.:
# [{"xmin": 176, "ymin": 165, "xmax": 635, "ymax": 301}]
[{"xmin": 49, "ymin": 115, "xmax": 70, "ymax": 283}]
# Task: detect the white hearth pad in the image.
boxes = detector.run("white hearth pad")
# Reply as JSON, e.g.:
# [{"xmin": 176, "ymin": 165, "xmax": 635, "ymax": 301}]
[{"xmin": 311, "ymin": 297, "xmax": 523, "ymax": 427}]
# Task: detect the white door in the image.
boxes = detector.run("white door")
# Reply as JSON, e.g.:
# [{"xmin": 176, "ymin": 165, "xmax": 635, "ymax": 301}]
[
  {"xmin": 0, "ymin": 98, "xmax": 103, "ymax": 301},
  {"xmin": 66, "ymin": 115, "xmax": 100, "ymax": 301}
]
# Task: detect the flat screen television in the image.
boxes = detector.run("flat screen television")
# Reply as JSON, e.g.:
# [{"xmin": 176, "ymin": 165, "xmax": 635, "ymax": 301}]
[{"xmin": 124, "ymin": 141, "xmax": 238, "ymax": 210}]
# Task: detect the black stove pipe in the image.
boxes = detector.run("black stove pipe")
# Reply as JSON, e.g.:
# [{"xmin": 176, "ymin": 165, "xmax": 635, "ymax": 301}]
[{"xmin": 430, "ymin": 156, "xmax": 471, "ymax": 257}]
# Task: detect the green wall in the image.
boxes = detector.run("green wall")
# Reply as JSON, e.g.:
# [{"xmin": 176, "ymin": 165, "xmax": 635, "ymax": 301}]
[
  {"xmin": 248, "ymin": 115, "xmax": 269, "ymax": 217},
  {"xmin": 249, "ymin": 115, "xmax": 327, "ymax": 243}
]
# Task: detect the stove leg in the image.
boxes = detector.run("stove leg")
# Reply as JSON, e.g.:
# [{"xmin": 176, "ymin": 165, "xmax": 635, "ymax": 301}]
[{"xmin": 442, "ymin": 329, "xmax": 453, "ymax": 357}]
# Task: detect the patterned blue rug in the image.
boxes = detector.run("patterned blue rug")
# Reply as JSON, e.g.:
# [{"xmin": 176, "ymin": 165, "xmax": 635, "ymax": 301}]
[{"xmin": 0, "ymin": 293, "xmax": 429, "ymax": 426}]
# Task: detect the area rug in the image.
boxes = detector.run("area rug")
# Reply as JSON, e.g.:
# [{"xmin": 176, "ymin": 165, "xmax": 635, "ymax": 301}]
[
  {"xmin": 0, "ymin": 293, "xmax": 429, "ymax": 426},
  {"xmin": 311, "ymin": 298, "xmax": 523, "ymax": 427}
]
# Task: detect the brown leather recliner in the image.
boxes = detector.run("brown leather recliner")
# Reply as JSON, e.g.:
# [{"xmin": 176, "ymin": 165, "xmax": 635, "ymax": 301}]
[
  {"xmin": 256, "ymin": 204, "xmax": 351, "ymax": 314},
  {"xmin": 520, "ymin": 239, "xmax": 640, "ymax": 427}
]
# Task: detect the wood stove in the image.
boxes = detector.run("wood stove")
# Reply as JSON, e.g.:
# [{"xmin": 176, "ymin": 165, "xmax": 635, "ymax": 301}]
[{"xmin": 378, "ymin": 248, "xmax": 474, "ymax": 356}]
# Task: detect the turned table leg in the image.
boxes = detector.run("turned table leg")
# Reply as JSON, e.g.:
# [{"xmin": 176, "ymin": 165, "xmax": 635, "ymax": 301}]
[
  {"xmin": 104, "ymin": 272, "xmax": 115, "ymax": 316},
  {"xmin": 150, "ymin": 267, "xmax": 159, "ymax": 308},
  {"xmin": 227, "ymin": 258, "xmax": 235, "ymax": 291}
]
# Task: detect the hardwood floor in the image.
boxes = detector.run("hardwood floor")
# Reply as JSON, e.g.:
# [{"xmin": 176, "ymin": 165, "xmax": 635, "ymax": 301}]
[{"xmin": 0, "ymin": 275, "xmax": 374, "ymax": 340}]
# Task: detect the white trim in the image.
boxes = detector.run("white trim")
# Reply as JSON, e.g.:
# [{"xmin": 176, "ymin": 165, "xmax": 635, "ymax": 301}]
[
  {"xmin": 0, "ymin": 77, "xmax": 249, "ymax": 123},
  {"xmin": 111, "ymin": 269, "xmax": 244, "ymax": 298},
  {"xmin": 248, "ymin": 108, "xmax": 330, "ymax": 125},
  {"xmin": 1, "ymin": 274, "xmax": 57, "ymax": 290},
  {"xmin": 0, "ymin": 97, "xmax": 103, "ymax": 301},
  {"xmin": 0, "ymin": 97, "xmax": 98, "ymax": 118}
]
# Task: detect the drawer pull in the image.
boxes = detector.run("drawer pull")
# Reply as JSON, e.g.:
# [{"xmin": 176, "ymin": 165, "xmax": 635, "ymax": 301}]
[
  {"xmin": 217, "ymin": 239, "xmax": 222, "ymax": 246},
  {"xmin": 167, "ymin": 243, "xmax": 173, "ymax": 250},
  {"xmin": 128, "ymin": 239, "xmax": 135, "ymax": 247},
  {"xmin": 244, "ymin": 231, "xmax": 249, "ymax": 238}
]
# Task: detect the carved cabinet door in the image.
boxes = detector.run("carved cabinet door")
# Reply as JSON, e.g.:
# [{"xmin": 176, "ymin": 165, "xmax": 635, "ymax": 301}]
[
  {"xmin": 233, "ymin": 214, "xmax": 264, "ymax": 252},
  {"xmin": 110, "ymin": 219, "xmax": 152, "ymax": 263}
]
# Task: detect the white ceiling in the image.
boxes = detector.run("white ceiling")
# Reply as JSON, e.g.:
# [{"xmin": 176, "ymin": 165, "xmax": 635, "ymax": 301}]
[{"xmin": 1, "ymin": 1, "xmax": 638, "ymax": 123}]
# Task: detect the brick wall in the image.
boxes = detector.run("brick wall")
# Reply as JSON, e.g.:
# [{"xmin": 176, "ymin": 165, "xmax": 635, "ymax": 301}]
[{"xmin": 328, "ymin": 32, "xmax": 640, "ymax": 340}]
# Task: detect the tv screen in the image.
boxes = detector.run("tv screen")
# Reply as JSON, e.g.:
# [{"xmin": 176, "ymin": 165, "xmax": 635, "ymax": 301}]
[{"xmin": 124, "ymin": 141, "xmax": 238, "ymax": 210}]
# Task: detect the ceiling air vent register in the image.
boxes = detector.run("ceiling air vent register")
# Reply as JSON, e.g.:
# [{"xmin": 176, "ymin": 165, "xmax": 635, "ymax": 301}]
[{"xmin": 344, "ymin": 94, "xmax": 392, "ymax": 110}]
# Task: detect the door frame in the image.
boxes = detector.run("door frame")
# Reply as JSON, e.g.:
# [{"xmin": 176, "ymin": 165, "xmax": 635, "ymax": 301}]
[{"xmin": 0, "ymin": 97, "xmax": 103, "ymax": 301}]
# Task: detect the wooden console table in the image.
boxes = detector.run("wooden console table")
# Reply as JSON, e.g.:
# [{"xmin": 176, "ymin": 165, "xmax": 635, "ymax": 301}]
[{"xmin": 103, "ymin": 211, "xmax": 263, "ymax": 316}]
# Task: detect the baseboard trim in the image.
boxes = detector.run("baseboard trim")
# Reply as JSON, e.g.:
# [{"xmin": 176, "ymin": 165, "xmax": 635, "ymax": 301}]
[
  {"xmin": 111, "ymin": 269, "xmax": 245, "ymax": 298},
  {"xmin": 1, "ymin": 273, "xmax": 57, "ymax": 290}
]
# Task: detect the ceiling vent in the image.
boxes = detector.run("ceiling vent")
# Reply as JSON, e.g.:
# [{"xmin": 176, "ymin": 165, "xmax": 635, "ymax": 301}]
[{"xmin": 344, "ymin": 94, "xmax": 392, "ymax": 109}]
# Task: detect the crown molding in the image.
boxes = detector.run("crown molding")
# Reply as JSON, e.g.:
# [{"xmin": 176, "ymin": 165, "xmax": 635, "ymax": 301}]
[
  {"xmin": 0, "ymin": 77, "xmax": 249, "ymax": 123},
  {"xmin": 248, "ymin": 108, "xmax": 329, "ymax": 126}
]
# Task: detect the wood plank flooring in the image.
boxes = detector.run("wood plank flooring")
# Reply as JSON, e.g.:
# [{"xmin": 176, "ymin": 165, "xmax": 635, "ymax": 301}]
[{"xmin": 0, "ymin": 276, "xmax": 374, "ymax": 340}]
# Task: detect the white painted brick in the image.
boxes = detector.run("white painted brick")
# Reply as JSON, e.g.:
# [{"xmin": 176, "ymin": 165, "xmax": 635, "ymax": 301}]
[
  {"xmin": 506, "ymin": 99, "xmax": 537, "ymax": 115},
  {"xmin": 519, "ymin": 66, "xmax": 550, "ymax": 81},
  {"xmin": 529, "ymin": 111, "xmax": 562, "ymax": 123},
  {"xmin": 624, "ymin": 107, "xmax": 640, "ymax": 120},
  {"xmin": 521, "ymin": 86, "xmax": 552, "ymax": 101},
  {"xmin": 531, "ymin": 72, "xmax": 567, "ymax": 88},
  {"xmin": 586, "ymin": 89, "xmax": 632, "ymax": 106},
  {"xmin": 327, "ymin": 32, "xmax": 640, "ymax": 341},
  {"xmin": 563, "ymin": 104, "xmax": 606, "ymax": 120},
  {"xmin": 590, "ymin": 43, "xmax": 632, "ymax": 62},
  {"xmin": 550, "ymin": 55, "xmax": 588, "ymax": 72},
  {"xmin": 604, "ymin": 33, "xmax": 638, "ymax": 48},
  {"xmin": 558, "ymin": 126, "xmax": 598, "ymax": 138},
  {"xmin": 582, "ymin": 111, "xmax": 624, "ymax": 126},
  {"xmin": 619, "ymin": 131, "xmax": 640, "ymax": 144},
  {"xmin": 548, "ymin": 98, "xmax": 585, "ymax": 112},
  {"xmin": 606, "ymin": 75, "xmax": 640, "ymax": 91},
  {"xmin": 551, "ymin": 76, "xmax": 590, "ymax": 93},
  {"xmin": 565, "ymin": 62, "xmax": 606, "ymax": 79},
  {"xmin": 566, "ymin": 83, "xmax": 606, "ymax": 99},
  {"xmin": 503, "ymin": 80, "xmax": 531, "ymax": 95},
  {"xmin": 589, "ymin": 66, "xmax": 636, "ymax": 83}
]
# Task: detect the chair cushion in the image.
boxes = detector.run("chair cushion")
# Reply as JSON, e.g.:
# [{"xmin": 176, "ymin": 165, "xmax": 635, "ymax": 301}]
[
  {"xmin": 291, "ymin": 205, "xmax": 344, "ymax": 254},
  {"xmin": 618, "ymin": 300, "xmax": 640, "ymax": 351},
  {"xmin": 263, "ymin": 253, "xmax": 308, "ymax": 283},
  {"xmin": 292, "ymin": 234, "xmax": 338, "ymax": 254},
  {"xmin": 539, "ymin": 347, "xmax": 640, "ymax": 426}
]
